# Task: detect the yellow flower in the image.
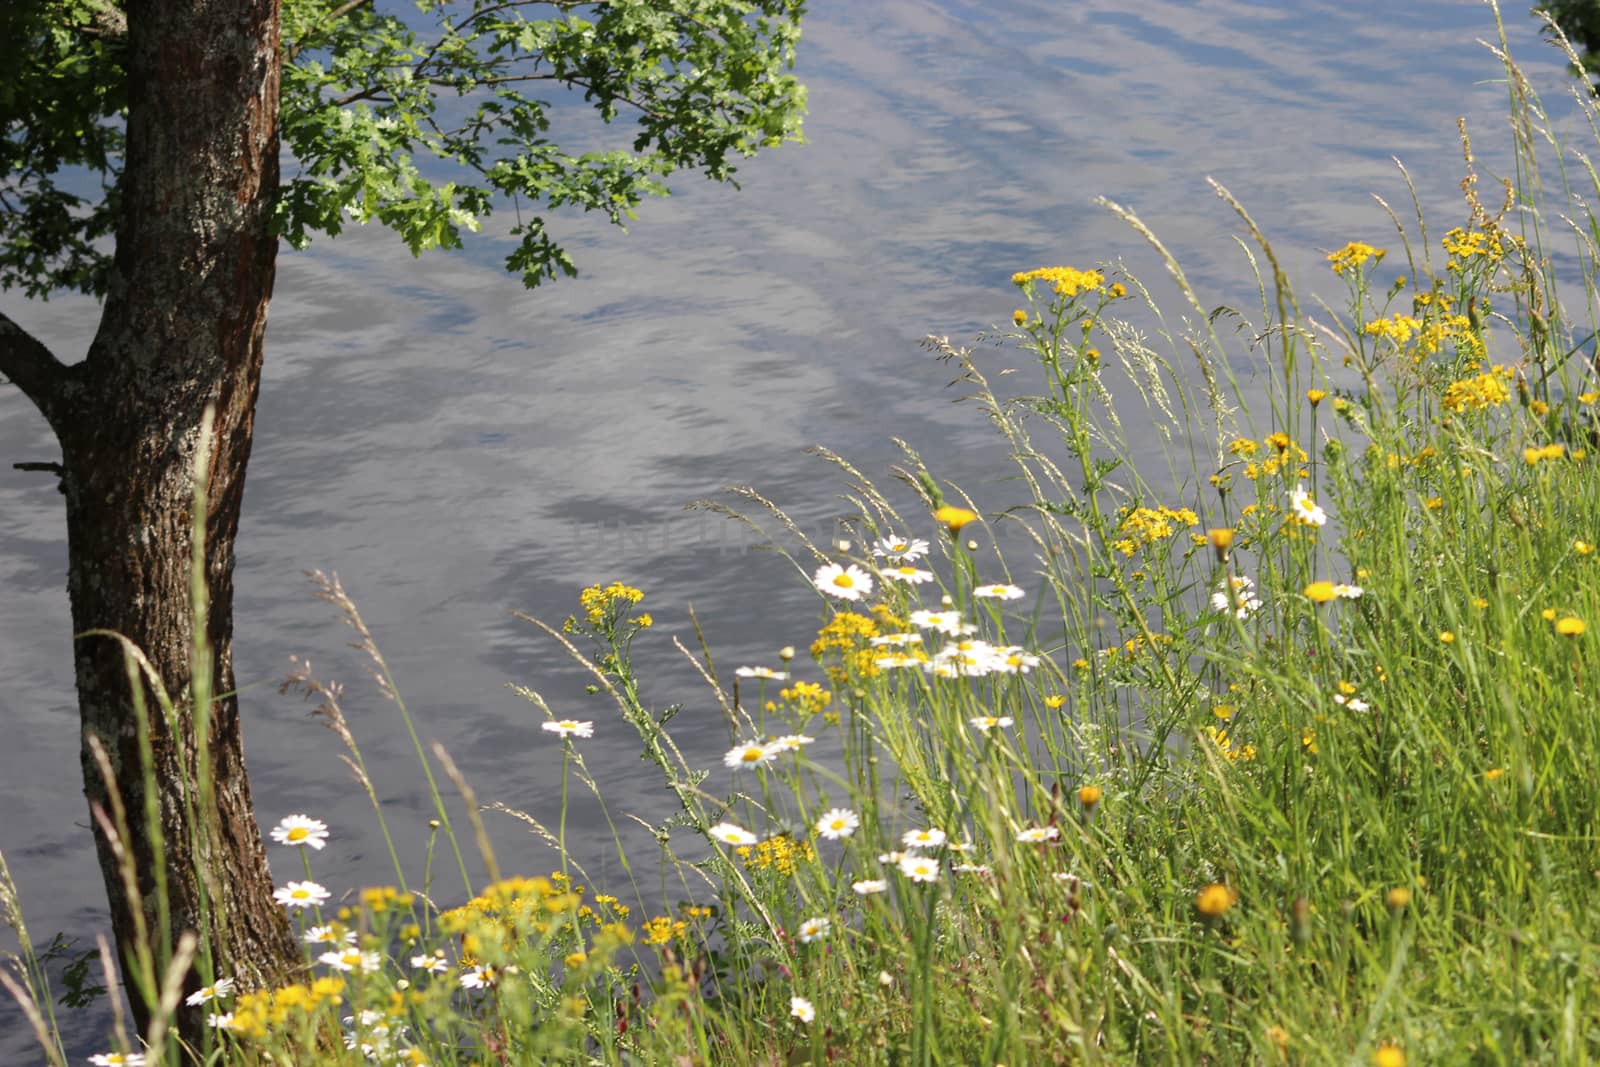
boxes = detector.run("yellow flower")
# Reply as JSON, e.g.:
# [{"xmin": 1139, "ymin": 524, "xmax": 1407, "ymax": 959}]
[
  {"xmin": 934, "ymin": 505, "xmax": 979, "ymax": 535},
  {"xmin": 1374, "ymin": 1043, "xmax": 1407, "ymax": 1067},
  {"xmin": 1580, "ymin": 392, "xmax": 1599, "ymax": 405},
  {"xmin": 1303, "ymin": 581, "xmax": 1337, "ymax": 604},
  {"xmin": 1556, "ymin": 615, "xmax": 1586, "ymax": 637},
  {"xmin": 1484, "ymin": 767, "xmax": 1506, "ymax": 780},
  {"xmin": 1077, "ymin": 784, "xmax": 1103, "ymax": 808},
  {"xmin": 1306, "ymin": 388, "xmax": 1327, "ymax": 406},
  {"xmin": 1011, "ymin": 266, "xmax": 1106, "ymax": 298},
  {"xmin": 1327, "ymin": 241, "xmax": 1385, "ymax": 275},
  {"xmin": 1207, "ymin": 527, "xmax": 1235, "ymax": 559},
  {"xmin": 1109, "ymin": 282, "xmax": 1127, "ymax": 298},
  {"xmin": 1542, "ymin": 608, "xmax": 1558, "ymax": 621},
  {"xmin": 1212, "ymin": 704, "xmax": 1236, "ymax": 720},
  {"xmin": 1043, "ymin": 694, "xmax": 1066, "ymax": 710},
  {"xmin": 1576, "ymin": 541, "xmax": 1595, "ymax": 556},
  {"xmin": 1438, "ymin": 631, "xmax": 1455, "ymax": 644},
  {"xmin": 1195, "ymin": 882, "xmax": 1237, "ymax": 918},
  {"xmin": 1011, "ymin": 308, "xmax": 1028, "ymax": 326},
  {"xmin": 1385, "ymin": 886, "xmax": 1412, "ymax": 910}
]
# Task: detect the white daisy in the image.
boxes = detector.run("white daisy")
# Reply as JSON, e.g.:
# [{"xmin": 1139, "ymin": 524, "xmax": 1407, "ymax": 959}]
[
  {"xmin": 319, "ymin": 948, "xmax": 382, "ymax": 974},
  {"xmin": 302, "ymin": 924, "xmax": 355, "ymax": 947},
  {"xmin": 882, "ymin": 566, "xmax": 936, "ymax": 585},
  {"xmin": 931, "ymin": 639, "xmax": 1000, "ymax": 677},
  {"xmin": 411, "ymin": 950, "xmax": 451, "ymax": 973},
  {"xmin": 735, "ymin": 666, "xmax": 789, "ymax": 680},
  {"xmin": 852, "ymin": 879, "xmax": 889, "ymax": 895},
  {"xmin": 874, "ymin": 652, "xmax": 923, "ymax": 670},
  {"xmin": 797, "ymin": 917, "xmax": 830, "ymax": 943},
  {"xmin": 790, "ymin": 995, "xmax": 816, "ymax": 1023},
  {"xmin": 273, "ymin": 880, "xmax": 330, "ymax": 909},
  {"xmin": 991, "ymin": 647, "xmax": 1041, "ymax": 674},
  {"xmin": 814, "ymin": 808, "xmax": 860, "ymax": 840},
  {"xmin": 207, "ymin": 1013, "xmax": 235, "ymax": 1030},
  {"xmin": 973, "ymin": 583, "xmax": 1024, "ymax": 600},
  {"xmin": 1347, "ymin": 698, "xmax": 1371, "ymax": 712},
  {"xmin": 767, "ymin": 734, "xmax": 815, "ymax": 752},
  {"xmin": 709, "ymin": 822, "xmax": 759, "ymax": 847},
  {"xmin": 1016, "ymin": 826, "xmax": 1060, "ymax": 843},
  {"xmin": 953, "ymin": 863, "xmax": 993, "ymax": 875},
  {"xmin": 897, "ymin": 854, "xmax": 941, "ymax": 883},
  {"xmin": 723, "ymin": 741, "xmax": 777, "ymax": 769},
  {"xmin": 968, "ymin": 715, "xmax": 1014, "ymax": 734},
  {"xmin": 902, "ymin": 827, "xmax": 947, "ymax": 850},
  {"xmin": 1334, "ymin": 583, "xmax": 1364, "ymax": 599},
  {"xmin": 1210, "ymin": 575, "xmax": 1264, "ymax": 619},
  {"xmin": 459, "ymin": 964, "xmax": 501, "ymax": 990},
  {"xmin": 871, "ymin": 536, "xmax": 930, "ymax": 563},
  {"xmin": 909, "ymin": 609, "xmax": 975, "ymax": 636},
  {"xmin": 542, "ymin": 719, "xmax": 594, "ymax": 738},
  {"xmin": 269, "ymin": 814, "xmax": 329, "ymax": 851},
  {"xmin": 877, "ymin": 850, "xmax": 912, "ymax": 865},
  {"xmin": 1289, "ymin": 483, "xmax": 1328, "ymax": 527},
  {"xmin": 813, "ymin": 562, "xmax": 874, "ymax": 601},
  {"xmin": 88, "ymin": 1057, "xmax": 145, "ymax": 1067},
  {"xmin": 869, "ymin": 632, "xmax": 922, "ymax": 647},
  {"xmin": 184, "ymin": 977, "xmax": 235, "ymax": 1006}
]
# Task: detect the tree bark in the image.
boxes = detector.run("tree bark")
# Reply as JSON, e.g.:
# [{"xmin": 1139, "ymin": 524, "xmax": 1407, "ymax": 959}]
[{"xmin": 0, "ymin": 0, "xmax": 301, "ymax": 1048}]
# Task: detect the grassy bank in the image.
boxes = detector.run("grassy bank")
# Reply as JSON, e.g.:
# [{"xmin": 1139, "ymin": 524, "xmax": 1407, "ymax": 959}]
[{"xmin": 8, "ymin": 6, "xmax": 1600, "ymax": 1065}]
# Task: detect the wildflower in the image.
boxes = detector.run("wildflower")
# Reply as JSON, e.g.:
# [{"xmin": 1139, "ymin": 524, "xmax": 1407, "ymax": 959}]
[
  {"xmin": 459, "ymin": 964, "xmax": 501, "ymax": 990},
  {"xmin": 790, "ymin": 996, "xmax": 816, "ymax": 1023},
  {"xmin": 973, "ymin": 583, "xmax": 1024, "ymax": 600},
  {"xmin": 410, "ymin": 950, "xmax": 450, "ymax": 973},
  {"xmin": 870, "ymin": 631, "xmax": 921, "ymax": 647},
  {"xmin": 813, "ymin": 562, "xmax": 874, "ymax": 602},
  {"xmin": 769, "ymin": 734, "xmax": 815, "ymax": 754},
  {"xmin": 852, "ymin": 879, "xmax": 889, "ymax": 895},
  {"xmin": 1327, "ymin": 241, "xmax": 1385, "ymax": 274},
  {"xmin": 1556, "ymin": 615, "xmax": 1586, "ymax": 637},
  {"xmin": 874, "ymin": 651, "xmax": 923, "ymax": 669},
  {"xmin": 88, "ymin": 1055, "xmax": 145, "ymax": 1067},
  {"xmin": 814, "ymin": 808, "xmax": 860, "ymax": 840},
  {"xmin": 968, "ymin": 714, "xmax": 1014, "ymax": 734},
  {"xmin": 873, "ymin": 535, "xmax": 930, "ymax": 563},
  {"xmin": 207, "ymin": 1014, "xmax": 234, "ymax": 1030},
  {"xmin": 319, "ymin": 948, "xmax": 382, "ymax": 974},
  {"xmin": 878, "ymin": 851, "xmax": 912, "ymax": 865},
  {"xmin": 185, "ymin": 977, "xmax": 235, "ymax": 1006},
  {"xmin": 909, "ymin": 609, "xmax": 975, "ymax": 636},
  {"xmin": 902, "ymin": 828, "xmax": 947, "ymax": 849},
  {"xmin": 931, "ymin": 639, "xmax": 1000, "ymax": 677},
  {"xmin": 1016, "ymin": 826, "xmax": 1060, "ymax": 843},
  {"xmin": 1307, "ymin": 388, "xmax": 1327, "ymax": 405},
  {"xmin": 1207, "ymin": 527, "xmax": 1235, "ymax": 560},
  {"xmin": 1374, "ymin": 1043, "xmax": 1407, "ymax": 1067},
  {"xmin": 1485, "ymin": 767, "xmax": 1506, "ymax": 781},
  {"xmin": 1386, "ymin": 886, "xmax": 1412, "ymax": 910},
  {"xmin": 303, "ymin": 924, "xmax": 354, "ymax": 946},
  {"xmin": 542, "ymin": 720, "xmax": 594, "ymax": 739},
  {"xmin": 1542, "ymin": 608, "xmax": 1558, "ymax": 621},
  {"xmin": 934, "ymin": 505, "xmax": 979, "ymax": 534},
  {"xmin": 270, "ymin": 814, "xmax": 330, "ymax": 851},
  {"xmin": 1012, "ymin": 308, "xmax": 1028, "ymax": 326},
  {"xmin": 709, "ymin": 822, "xmax": 759, "ymax": 847},
  {"xmin": 723, "ymin": 741, "xmax": 776, "ymax": 769},
  {"xmin": 1439, "ymin": 631, "xmax": 1455, "ymax": 644},
  {"xmin": 736, "ymin": 666, "xmax": 789, "ymax": 680},
  {"xmin": 1078, "ymin": 785, "xmax": 1103, "ymax": 807},
  {"xmin": 797, "ymin": 917, "xmax": 830, "ymax": 943},
  {"xmin": 1303, "ymin": 581, "xmax": 1337, "ymax": 604},
  {"xmin": 1335, "ymin": 583, "xmax": 1364, "ymax": 600},
  {"xmin": 274, "ymin": 881, "xmax": 330, "ymax": 909},
  {"xmin": 882, "ymin": 565, "xmax": 936, "ymax": 585},
  {"xmin": 1289, "ymin": 484, "xmax": 1328, "ymax": 527},
  {"xmin": 898, "ymin": 854, "xmax": 941, "ymax": 883},
  {"xmin": 1210, "ymin": 574, "xmax": 1262, "ymax": 618},
  {"xmin": 1011, "ymin": 265, "xmax": 1105, "ymax": 297},
  {"xmin": 1576, "ymin": 541, "xmax": 1595, "ymax": 556},
  {"xmin": 1195, "ymin": 883, "xmax": 1237, "ymax": 918},
  {"xmin": 1044, "ymin": 694, "xmax": 1066, "ymax": 709}
]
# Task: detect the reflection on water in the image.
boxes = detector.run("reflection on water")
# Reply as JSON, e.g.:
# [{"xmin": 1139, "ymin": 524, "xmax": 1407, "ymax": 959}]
[{"xmin": 0, "ymin": 0, "xmax": 1573, "ymax": 1052}]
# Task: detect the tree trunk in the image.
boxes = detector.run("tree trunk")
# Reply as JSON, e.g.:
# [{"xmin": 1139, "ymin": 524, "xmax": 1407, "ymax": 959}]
[{"xmin": 0, "ymin": 0, "xmax": 300, "ymax": 1049}]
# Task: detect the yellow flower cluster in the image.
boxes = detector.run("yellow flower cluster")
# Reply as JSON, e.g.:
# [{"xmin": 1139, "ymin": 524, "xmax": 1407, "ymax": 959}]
[
  {"xmin": 577, "ymin": 581, "xmax": 645, "ymax": 626},
  {"xmin": 1441, "ymin": 366, "xmax": 1512, "ymax": 412},
  {"xmin": 1099, "ymin": 633, "xmax": 1176, "ymax": 661},
  {"xmin": 1111, "ymin": 505, "xmax": 1199, "ymax": 556},
  {"xmin": 1364, "ymin": 314, "xmax": 1421, "ymax": 345},
  {"xmin": 358, "ymin": 885, "xmax": 414, "ymax": 914},
  {"xmin": 1524, "ymin": 443, "xmax": 1566, "ymax": 465},
  {"xmin": 779, "ymin": 680, "xmax": 832, "ymax": 714},
  {"xmin": 228, "ymin": 976, "xmax": 345, "ymax": 1040},
  {"xmin": 1205, "ymin": 725, "xmax": 1257, "ymax": 762},
  {"xmin": 640, "ymin": 915, "xmax": 688, "ymax": 946},
  {"xmin": 811, "ymin": 611, "xmax": 882, "ymax": 684},
  {"xmin": 736, "ymin": 834, "xmax": 814, "ymax": 876},
  {"xmin": 1327, "ymin": 241, "xmax": 1386, "ymax": 275},
  {"xmin": 1442, "ymin": 225, "xmax": 1519, "ymax": 264},
  {"xmin": 1011, "ymin": 266, "xmax": 1106, "ymax": 298}
]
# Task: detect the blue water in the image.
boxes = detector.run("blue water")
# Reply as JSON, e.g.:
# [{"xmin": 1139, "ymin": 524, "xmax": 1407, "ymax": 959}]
[{"xmin": 0, "ymin": 0, "xmax": 1576, "ymax": 1055}]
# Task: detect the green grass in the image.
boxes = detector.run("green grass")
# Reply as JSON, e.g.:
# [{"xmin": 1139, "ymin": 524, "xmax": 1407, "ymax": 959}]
[{"xmin": 9, "ymin": 5, "xmax": 1600, "ymax": 1064}]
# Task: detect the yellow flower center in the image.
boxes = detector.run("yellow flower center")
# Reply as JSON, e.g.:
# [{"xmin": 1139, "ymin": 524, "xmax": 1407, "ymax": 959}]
[
  {"xmin": 287, "ymin": 827, "xmax": 308, "ymax": 842},
  {"xmin": 832, "ymin": 573, "xmax": 855, "ymax": 589}
]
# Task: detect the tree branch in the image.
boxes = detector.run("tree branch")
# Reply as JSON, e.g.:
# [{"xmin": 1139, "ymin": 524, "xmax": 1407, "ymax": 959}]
[
  {"xmin": 286, "ymin": 0, "xmax": 373, "ymax": 63},
  {"xmin": 0, "ymin": 308, "xmax": 71, "ymax": 415}
]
